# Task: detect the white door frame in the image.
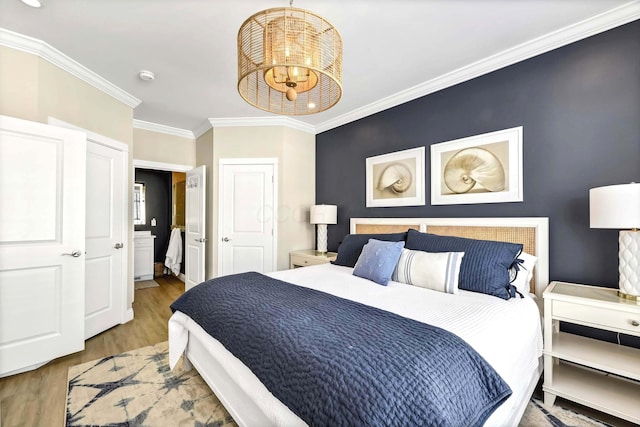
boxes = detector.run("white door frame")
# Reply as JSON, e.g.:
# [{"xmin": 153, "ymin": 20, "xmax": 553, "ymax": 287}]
[
  {"xmin": 133, "ymin": 159, "xmax": 193, "ymax": 285},
  {"xmin": 217, "ymin": 158, "xmax": 278, "ymax": 276},
  {"xmin": 48, "ymin": 117, "xmax": 131, "ymax": 324}
]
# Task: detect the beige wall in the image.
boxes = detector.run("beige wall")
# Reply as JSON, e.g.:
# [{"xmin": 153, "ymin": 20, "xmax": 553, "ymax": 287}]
[
  {"xmin": 0, "ymin": 46, "xmax": 39, "ymax": 120},
  {"xmin": 281, "ymin": 126, "xmax": 316, "ymax": 256},
  {"xmin": 200, "ymin": 126, "xmax": 315, "ymax": 278},
  {"xmin": 0, "ymin": 45, "xmax": 137, "ymax": 311},
  {"xmin": 0, "ymin": 46, "xmax": 132, "ymax": 143},
  {"xmin": 133, "ymin": 128, "xmax": 196, "ymax": 166},
  {"xmin": 1, "ymin": 44, "xmax": 317, "ymax": 306}
]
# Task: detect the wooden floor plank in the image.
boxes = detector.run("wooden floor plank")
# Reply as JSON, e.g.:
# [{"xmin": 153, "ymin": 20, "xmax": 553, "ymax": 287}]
[{"xmin": 0, "ymin": 275, "xmax": 184, "ymax": 427}]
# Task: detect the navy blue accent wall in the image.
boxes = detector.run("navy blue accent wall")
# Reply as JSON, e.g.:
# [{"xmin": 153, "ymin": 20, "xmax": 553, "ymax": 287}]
[
  {"xmin": 316, "ymin": 21, "xmax": 640, "ymax": 347},
  {"xmin": 317, "ymin": 22, "xmax": 639, "ymax": 344},
  {"xmin": 318, "ymin": 21, "xmax": 639, "ymax": 285}
]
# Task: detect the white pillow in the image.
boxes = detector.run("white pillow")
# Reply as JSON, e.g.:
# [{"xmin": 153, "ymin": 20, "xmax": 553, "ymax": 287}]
[
  {"xmin": 392, "ymin": 249, "xmax": 464, "ymax": 294},
  {"xmin": 510, "ymin": 251, "xmax": 538, "ymax": 295}
]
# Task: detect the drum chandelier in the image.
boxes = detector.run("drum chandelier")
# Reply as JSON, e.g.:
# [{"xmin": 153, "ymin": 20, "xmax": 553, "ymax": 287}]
[{"xmin": 237, "ymin": 1, "xmax": 343, "ymax": 115}]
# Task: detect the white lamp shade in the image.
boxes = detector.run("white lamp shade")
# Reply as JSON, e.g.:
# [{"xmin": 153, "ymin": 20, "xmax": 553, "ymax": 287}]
[
  {"xmin": 589, "ymin": 183, "xmax": 640, "ymax": 229},
  {"xmin": 310, "ymin": 205, "xmax": 337, "ymax": 225}
]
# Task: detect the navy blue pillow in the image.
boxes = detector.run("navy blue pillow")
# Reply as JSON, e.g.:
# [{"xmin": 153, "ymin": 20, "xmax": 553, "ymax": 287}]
[
  {"xmin": 333, "ymin": 232, "xmax": 407, "ymax": 268},
  {"xmin": 405, "ymin": 229, "xmax": 522, "ymax": 300}
]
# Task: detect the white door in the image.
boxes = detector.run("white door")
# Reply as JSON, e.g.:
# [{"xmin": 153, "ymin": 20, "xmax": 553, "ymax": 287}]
[
  {"xmin": 0, "ymin": 115, "xmax": 86, "ymax": 377},
  {"xmin": 185, "ymin": 166, "xmax": 206, "ymax": 291},
  {"xmin": 219, "ymin": 161, "xmax": 277, "ymax": 276},
  {"xmin": 84, "ymin": 140, "xmax": 126, "ymax": 339}
]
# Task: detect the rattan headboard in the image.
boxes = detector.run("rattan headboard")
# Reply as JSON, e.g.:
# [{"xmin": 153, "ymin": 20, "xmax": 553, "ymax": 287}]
[{"xmin": 350, "ymin": 217, "xmax": 549, "ymax": 296}]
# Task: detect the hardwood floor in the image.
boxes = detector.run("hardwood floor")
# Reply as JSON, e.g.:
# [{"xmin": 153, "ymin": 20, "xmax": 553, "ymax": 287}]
[{"xmin": 0, "ymin": 275, "xmax": 184, "ymax": 427}]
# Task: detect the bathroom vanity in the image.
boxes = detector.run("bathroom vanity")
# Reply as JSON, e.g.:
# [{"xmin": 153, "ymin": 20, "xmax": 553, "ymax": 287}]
[{"xmin": 134, "ymin": 231, "xmax": 156, "ymax": 281}]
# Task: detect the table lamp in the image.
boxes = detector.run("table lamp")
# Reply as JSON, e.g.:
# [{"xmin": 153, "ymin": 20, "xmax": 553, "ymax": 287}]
[
  {"xmin": 590, "ymin": 182, "xmax": 640, "ymax": 300},
  {"xmin": 310, "ymin": 205, "xmax": 337, "ymax": 254}
]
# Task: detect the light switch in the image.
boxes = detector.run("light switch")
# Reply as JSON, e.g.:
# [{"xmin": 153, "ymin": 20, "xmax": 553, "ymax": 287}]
[{"xmin": 151, "ymin": 217, "xmax": 157, "ymax": 227}]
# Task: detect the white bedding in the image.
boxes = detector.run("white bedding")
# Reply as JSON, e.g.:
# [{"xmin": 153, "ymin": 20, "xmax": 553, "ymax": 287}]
[{"xmin": 169, "ymin": 263, "xmax": 543, "ymax": 426}]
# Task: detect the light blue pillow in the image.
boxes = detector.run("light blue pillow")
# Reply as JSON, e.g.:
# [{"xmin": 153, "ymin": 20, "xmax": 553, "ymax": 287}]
[{"xmin": 353, "ymin": 239, "xmax": 405, "ymax": 286}]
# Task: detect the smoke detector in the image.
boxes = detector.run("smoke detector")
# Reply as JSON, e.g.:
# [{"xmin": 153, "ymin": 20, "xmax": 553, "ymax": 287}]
[{"xmin": 138, "ymin": 70, "xmax": 155, "ymax": 81}]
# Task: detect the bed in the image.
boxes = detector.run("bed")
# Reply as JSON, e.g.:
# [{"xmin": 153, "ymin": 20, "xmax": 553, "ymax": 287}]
[{"xmin": 168, "ymin": 217, "xmax": 549, "ymax": 426}]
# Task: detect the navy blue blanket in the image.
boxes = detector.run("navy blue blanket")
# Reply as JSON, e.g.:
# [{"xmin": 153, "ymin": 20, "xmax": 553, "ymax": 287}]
[{"xmin": 170, "ymin": 272, "xmax": 511, "ymax": 427}]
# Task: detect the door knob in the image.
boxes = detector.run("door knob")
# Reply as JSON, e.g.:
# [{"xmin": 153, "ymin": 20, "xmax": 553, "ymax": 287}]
[
  {"xmin": 222, "ymin": 237, "xmax": 231, "ymax": 242},
  {"xmin": 114, "ymin": 242, "xmax": 124, "ymax": 249},
  {"xmin": 62, "ymin": 250, "xmax": 82, "ymax": 257},
  {"xmin": 196, "ymin": 237, "xmax": 208, "ymax": 243}
]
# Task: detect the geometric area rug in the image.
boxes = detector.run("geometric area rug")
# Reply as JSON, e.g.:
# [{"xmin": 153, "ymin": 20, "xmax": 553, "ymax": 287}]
[
  {"xmin": 65, "ymin": 342, "xmax": 236, "ymax": 427},
  {"xmin": 520, "ymin": 398, "xmax": 614, "ymax": 427},
  {"xmin": 66, "ymin": 342, "xmax": 612, "ymax": 427}
]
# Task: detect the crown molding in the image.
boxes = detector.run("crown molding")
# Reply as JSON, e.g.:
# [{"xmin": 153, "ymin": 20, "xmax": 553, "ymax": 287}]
[
  {"xmin": 315, "ymin": 1, "xmax": 640, "ymax": 134},
  {"xmin": 4, "ymin": 1, "xmax": 637, "ymax": 136},
  {"xmin": 193, "ymin": 120, "xmax": 214, "ymax": 139},
  {"xmin": 133, "ymin": 119, "xmax": 195, "ymax": 139},
  {"xmin": 208, "ymin": 116, "xmax": 316, "ymax": 134},
  {"xmin": 0, "ymin": 27, "xmax": 141, "ymax": 109},
  {"xmin": 133, "ymin": 159, "xmax": 192, "ymax": 172}
]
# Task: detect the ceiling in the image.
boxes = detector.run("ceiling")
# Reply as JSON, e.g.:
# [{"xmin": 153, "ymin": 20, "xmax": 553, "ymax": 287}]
[{"xmin": 1, "ymin": 0, "xmax": 638, "ymax": 134}]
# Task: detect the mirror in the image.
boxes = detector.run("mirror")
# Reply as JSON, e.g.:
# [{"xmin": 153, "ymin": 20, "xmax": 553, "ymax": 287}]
[
  {"xmin": 172, "ymin": 173, "xmax": 186, "ymax": 228},
  {"xmin": 133, "ymin": 182, "xmax": 146, "ymax": 225}
]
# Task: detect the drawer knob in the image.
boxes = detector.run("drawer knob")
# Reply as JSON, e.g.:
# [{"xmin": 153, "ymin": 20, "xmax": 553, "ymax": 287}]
[{"xmin": 632, "ymin": 320, "xmax": 640, "ymax": 327}]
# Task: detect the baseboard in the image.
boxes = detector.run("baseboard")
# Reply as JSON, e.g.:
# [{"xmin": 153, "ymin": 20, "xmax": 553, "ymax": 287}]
[
  {"xmin": 1, "ymin": 359, "xmax": 49, "ymax": 378},
  {"xmin": 178, "ymin": 273, "xmax": 185, "ymax": 283},
  {"xmin": 122, "ymin": 307, "xmax": 134, "ymax": 324}
]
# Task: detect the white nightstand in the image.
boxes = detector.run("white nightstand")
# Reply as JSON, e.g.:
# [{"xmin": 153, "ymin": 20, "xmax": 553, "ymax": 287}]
[
  {"xmin": 542, "ymin": 281, "xmax": 640, "ymax": 424},
  {"xmin": 289, "ymin": 250, "xmax": 337, "ymax": 269}
]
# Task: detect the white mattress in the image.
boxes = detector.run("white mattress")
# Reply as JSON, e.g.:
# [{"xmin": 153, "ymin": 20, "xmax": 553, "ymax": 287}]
[{"xmin": 169, "ymin": 263, "xmax": 543, "ymax": 426}]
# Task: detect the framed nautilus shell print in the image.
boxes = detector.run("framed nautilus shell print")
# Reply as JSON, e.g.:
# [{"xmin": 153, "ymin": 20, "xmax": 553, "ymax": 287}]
[
  {"xmin": 430, "ymin": 126, "xmax": 523, "ymax": 205},
  {"xmin": 366, "ymin": 147, "xmax": 425, "ymax": 207}
]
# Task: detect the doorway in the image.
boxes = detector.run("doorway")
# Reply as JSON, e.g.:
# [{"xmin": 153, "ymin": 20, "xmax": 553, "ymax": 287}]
[
  {"xmin": 133, "ymin": 169, "xmax": 182, "ymax": 281},
  {"xmin": 132, "ymin": 160, "xmax": 192, "ymax": 292}
]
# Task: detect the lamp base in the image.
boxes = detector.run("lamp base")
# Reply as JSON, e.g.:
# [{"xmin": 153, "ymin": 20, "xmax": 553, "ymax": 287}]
[
  {"xmin": 618, "ymin": 230, "xmax": 640, "ymax": 301},
  {"xmin": 316, "ymin": 224, "xmax": 328, "ymax": 254},
  {"xmin": 617, "ymin": 291, "xmax": 639, "ymax": 301}
]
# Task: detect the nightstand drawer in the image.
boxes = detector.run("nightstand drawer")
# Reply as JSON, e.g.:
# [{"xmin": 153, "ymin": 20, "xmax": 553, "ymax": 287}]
[
  {"xmin": 290, "ymin": 254, "xmax": 325, "ymax": 267},
  {"xmin": 553, "ymin": 300, "xmax": 640, "ymax": 335},
  {"xmin": 289, "ymin": 250, "xmax": 337, "ymax": 269}
]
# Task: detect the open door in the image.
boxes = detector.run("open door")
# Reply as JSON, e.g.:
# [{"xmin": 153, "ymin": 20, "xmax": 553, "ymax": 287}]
[
  {"xmin": 0, "ymin": 115, "xmax": 86, "ymax": 377},
  {"xmin": 84, "ymin": 138, "xmax": 127, "ymax": 339},
  {"xmin": 185, "ymin": 165, "xmax": 206, "ymax": 291}
]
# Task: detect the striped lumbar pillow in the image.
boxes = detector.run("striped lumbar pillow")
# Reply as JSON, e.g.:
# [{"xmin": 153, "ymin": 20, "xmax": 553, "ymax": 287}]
[{"xmin": 392, "ymin": 249, "xmax": 465, "ymax": 294}]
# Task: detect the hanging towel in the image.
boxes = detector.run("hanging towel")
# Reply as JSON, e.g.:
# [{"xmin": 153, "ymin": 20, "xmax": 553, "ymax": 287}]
[{"xmin": 165, "ymin": 228, "xmax": 183, "ymax": 276}]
